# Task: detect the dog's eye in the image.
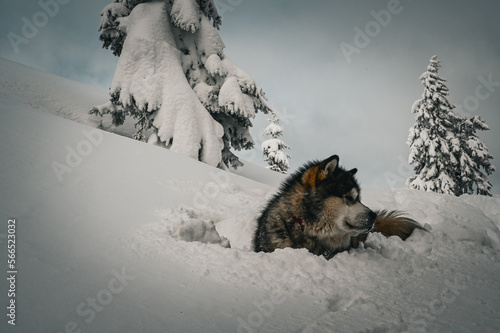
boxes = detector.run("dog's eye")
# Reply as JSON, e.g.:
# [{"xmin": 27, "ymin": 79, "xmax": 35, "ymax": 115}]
[{"xmin": 345, "ymin": 195, "xmax": 354, "ymax": 202}]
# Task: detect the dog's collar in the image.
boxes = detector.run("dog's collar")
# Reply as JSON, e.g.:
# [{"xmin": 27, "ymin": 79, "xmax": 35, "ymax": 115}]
[
  {"xmin": 292, "ymin": 216, "xmax": 332, "ymax": 258},
  {"xmin": 293, "ymin": 216, "xmax": 305, "ymax": 231}
]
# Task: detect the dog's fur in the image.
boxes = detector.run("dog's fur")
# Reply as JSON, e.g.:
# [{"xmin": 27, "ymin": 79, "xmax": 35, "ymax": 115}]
[{"xmin": 253, "ymin": 155, "xmax": 424, "ymax": 259}]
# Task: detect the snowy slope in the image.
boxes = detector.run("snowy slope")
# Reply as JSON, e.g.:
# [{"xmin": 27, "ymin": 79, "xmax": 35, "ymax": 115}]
[
  {"xmin": 0, "ymin": 57, "xmax": 138, "ymax": 139},
  {"xmin": 1, "ymin": 59, "xmax": 500, "ymax": 333}
]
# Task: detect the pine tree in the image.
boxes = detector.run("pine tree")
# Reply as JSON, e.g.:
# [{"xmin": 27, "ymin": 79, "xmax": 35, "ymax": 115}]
[
  {"xmin": 261, "ymin": 112, "xmax": 291, "ymax": 174},
  {"xmin": 455, "ymin": 116, "xmax": 495, "ymax": 196},
  {"xmin": 407, "ymin": 55, "xmax": 463, "ymax": 194},
  {"xmin": 91, "ymin": 0, "xmax": 270, "ymax": 168},
  {"xmin": 407, "ymin": 55, "xmax": 495, "ymax": 196}
]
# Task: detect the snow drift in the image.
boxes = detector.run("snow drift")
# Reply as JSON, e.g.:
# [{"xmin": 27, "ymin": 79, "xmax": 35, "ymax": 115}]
[{"xmin": 1, "ymin": 58, "xmax": 500, "ymax": 332}]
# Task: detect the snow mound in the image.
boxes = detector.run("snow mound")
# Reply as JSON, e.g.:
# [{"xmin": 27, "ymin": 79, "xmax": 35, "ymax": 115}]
[{"xmin": 164, "ymin": 208, "xmax": 230, "ymax": 248}]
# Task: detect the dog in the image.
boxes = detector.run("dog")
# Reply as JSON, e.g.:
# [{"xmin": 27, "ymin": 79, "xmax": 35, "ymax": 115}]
[{"xmin": 253, "ymin": 155, "xmax": 424, "ymax": 259}]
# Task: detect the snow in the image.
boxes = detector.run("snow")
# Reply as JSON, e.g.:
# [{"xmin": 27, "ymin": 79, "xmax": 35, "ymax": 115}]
[
  {"xmin": 166, "ymin": 208, "xmax": 231, "ymax": 248},
  {"xmin": 0, "ymin": 58, "xmax": 138, "ymax": 139},
  {"xmin": 95, "ymin": 1, "xmax": 268, "ymax": 169},
  {"xmin": 171, "ymin": 0, "xmax": 201, "ymax": 33},
  {"xmin": 219, "ymin": 76, "xmax": 256, "ymax": 118},
  {"xmin": 100, "ymin": 3, "xmax": 130, "ymax": 31},
  {"xmin": 192, "ymin": 14, "xmax": 225, "ymax": 59},
  {"xmin": 262, "ymin": 112, "xmax": 290, "ymax": 173},
  {"xmin": 263, "ymin": 122, "xmax": 284, "ymax": 136},
  {"xmin": 104, "ymin": 2, "xmax": 225, "ymax": 166},
  {"xmin": 205, "ymin": 54, "xmax": 227, "ymax": 77},
  {"xmin": 261, "ymin": 138, "xmax": 290, "ymax": 160},
  {"xmin": 1, "ymin": 59, "xmax": 500, "ymax": 332}
]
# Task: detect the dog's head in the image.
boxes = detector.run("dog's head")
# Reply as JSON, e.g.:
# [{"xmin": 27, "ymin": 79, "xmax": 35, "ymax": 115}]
[{"xmin": 299, "ymin": 155, "xmax": 376, "ymax": 238}]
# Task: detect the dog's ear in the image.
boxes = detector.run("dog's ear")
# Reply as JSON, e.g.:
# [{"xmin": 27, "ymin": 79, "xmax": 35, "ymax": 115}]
[
  {"xmin": 302, "ymin": 155, "xmax": 339, "ymax": 189},
  {"xmin": 349, "ymin": 168, "xmax": 357, "ymax": 176},
  {"xmin": 319, "ymin": 155, "xmax": 339, "ymax": 180}
]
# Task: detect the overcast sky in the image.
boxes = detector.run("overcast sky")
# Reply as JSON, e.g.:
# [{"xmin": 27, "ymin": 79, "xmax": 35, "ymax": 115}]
[{"xmin": 1, "ymin": 0, "xmax": 499, "ymax": 193}]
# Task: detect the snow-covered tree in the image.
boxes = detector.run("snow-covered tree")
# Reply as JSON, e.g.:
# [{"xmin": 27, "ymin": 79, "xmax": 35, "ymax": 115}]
[
  {"xmin": 91, "ymin": 0, "xmax": 270, "ymax": 168},
  {"xmin": 261, "ymin": 112, "xmax": 290, "ymax": 174},
  {"xmin": 407, "ymin": 55, "xmax": 495, "ymax": 196},
  {"xmin": 455, "ymin": 116, "xmax": 495, "ymax": 196},
  {"xmin": 407, "ymin": 55, "xmax": 461, "ymax": 194}
]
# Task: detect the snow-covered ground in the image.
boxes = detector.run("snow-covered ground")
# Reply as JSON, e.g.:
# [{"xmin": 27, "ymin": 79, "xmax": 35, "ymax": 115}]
[{"xmin": 1, "ymin": 58, "xmax": 500, "ymax": 332}]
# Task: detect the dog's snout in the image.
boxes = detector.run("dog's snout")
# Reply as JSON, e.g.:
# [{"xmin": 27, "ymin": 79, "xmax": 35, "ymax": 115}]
[{"xmin": 359, "ymin": 210, "xmax": 377, "ymax": 229}]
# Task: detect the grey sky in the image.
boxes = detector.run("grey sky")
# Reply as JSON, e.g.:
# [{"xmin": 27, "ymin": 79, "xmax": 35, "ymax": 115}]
[{"xmin": 1, "ymin": 0, "xmax": 499, "ymax": 193}]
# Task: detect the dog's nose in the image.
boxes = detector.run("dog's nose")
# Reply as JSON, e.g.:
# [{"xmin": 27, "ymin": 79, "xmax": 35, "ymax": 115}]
[{"xmin": 359, "ymin": 210, "xmax": 377, "ymax": 229}]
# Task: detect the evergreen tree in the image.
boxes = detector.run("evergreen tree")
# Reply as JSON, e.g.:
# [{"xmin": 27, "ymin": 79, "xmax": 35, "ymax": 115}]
[
  {"xmin": 91, "ymin": 0, "xmax": 270, "ymax": 168},
  {"xmin": 407, "ymin": 55, "xmax": 495, "ymax": 196},
  {"xmin": 407, "ymin": 55, "xmax": 461, "ymax": 194},
  {"xmin": 261, "ymin": 112, "xmax": 291, "ymax": 174},
  {"xmin": 455, "ymin": 116, "xmax": 495, "ymax": 196}
]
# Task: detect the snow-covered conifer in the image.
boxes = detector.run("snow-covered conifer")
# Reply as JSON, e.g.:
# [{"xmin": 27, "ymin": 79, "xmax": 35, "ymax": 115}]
[
  {"xmin": 261, "ymin": 112, "xmax": 290, "ymax": 174},
  {"xmin": 407, "ymin": 55, "xmax": 463, "ymax": 195},
  {"xmin": 91, "ymin": 0, "xmax": 270, "ymax": 168},
  {"xmin": 407, "ymin": 55, "xmax": 495, "ymax": 196},
  {"xmin": 455, "ymin": 116, "xmax": 495, "ymax": 196}
]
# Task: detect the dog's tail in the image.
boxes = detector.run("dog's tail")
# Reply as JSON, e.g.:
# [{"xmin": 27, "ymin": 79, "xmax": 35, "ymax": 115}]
[{"xmin": 373, "ymin": 210, "xmax": 425, "ymax": 240}]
